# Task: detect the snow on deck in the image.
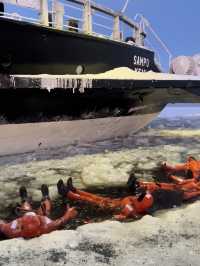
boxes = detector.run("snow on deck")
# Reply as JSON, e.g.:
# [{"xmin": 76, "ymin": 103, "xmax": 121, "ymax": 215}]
[
  {"xmin": 1, "ymin": 67, "xmax": 200, "ymax": 91},
  {"xmin": 14, "ymin": 67, "xmax": 200, "ymax": 80}
]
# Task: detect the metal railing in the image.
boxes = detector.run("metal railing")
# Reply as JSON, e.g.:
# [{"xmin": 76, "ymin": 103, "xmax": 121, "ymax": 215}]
[
  {"xmin": 1, "ymin": 0, "xmax": 172, "ymax": 70},
  {"xmin": 134, "ymin": 14, "xmax": 173, "ymax": 70},
  {"xmin": 0, "ymin": 10, "xmax": 40, "ymax": 24},
  {"xmin": 1, "ymin": 0, "xmax": 145, "ymax": 44}
]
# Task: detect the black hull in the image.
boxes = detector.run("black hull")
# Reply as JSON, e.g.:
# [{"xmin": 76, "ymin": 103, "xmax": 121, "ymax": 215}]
[{"xmin": 0, "ymin": 18, "xmax": 159, "ymax": 75}]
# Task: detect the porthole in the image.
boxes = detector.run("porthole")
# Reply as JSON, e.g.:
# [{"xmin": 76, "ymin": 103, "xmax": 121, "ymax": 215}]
[{"xmin": 0, "ymin": 54, "xmax": 12, "ymax": 69}]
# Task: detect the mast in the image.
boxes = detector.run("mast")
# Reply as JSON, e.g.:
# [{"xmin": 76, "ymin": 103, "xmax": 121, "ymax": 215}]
[{"xmin": 121, "ymin": 0, "xmax": 130, "ymax": 13}]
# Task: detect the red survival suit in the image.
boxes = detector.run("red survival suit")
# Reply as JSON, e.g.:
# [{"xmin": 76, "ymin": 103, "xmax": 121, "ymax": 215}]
[
  {"xmin": 0, "ymin": 186, "xmax": 77, "ymax": 239},
  {"xmin": 136, "ymin": 178, "xmax": 200, "ymax": 200},
  {"xmin": 162, "ymin": 156, "xmax": 200, "ymax": 180},
  {"xmin": 133, "ymin": 156, "xmax": 200, "ymax": 200},
  {"xmin": 57, "ymin": 179, "xmax": 154, "ymax": 221}
]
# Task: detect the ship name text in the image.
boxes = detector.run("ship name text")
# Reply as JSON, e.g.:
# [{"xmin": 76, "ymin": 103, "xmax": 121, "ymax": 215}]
[{"xmin": 133, "ymin": 55, "xmax": 150, "ymax": 68}]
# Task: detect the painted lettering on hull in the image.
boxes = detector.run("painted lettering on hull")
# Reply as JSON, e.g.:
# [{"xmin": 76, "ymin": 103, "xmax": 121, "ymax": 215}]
[
  {"xmin": 134, "ymin": 68, "xmax": 147, "ymax": 72},
  {"xmin": 133, "ymin": 55, "xmax": 150, "ymax": 72}
]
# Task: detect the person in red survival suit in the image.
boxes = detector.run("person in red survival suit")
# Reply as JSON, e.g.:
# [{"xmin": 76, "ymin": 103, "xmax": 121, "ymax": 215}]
[
  {"xmin": 161, "ymin": 156, "xmax": 200, "ymax": 199},
  {"xmin": 127, "ymin": 172, "xmax": 200, "ymax": 201},
  {"xmin": 57, "ymin": 178, "xmax": 154, "ymax": 221},
  {"xmin": 162, "ymin": 156, "xmax": 200, "ymax": 181},
  {"xmin": 0, "ymin": 185, "xmax": 77, "ymax": 239},
  {"xmin": 167, "ymin": 174, "xmax": 200, "ymax": 200}
]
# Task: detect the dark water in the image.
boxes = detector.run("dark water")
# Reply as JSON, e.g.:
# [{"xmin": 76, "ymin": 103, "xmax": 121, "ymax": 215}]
[
  {"xmin": 0, "ymin": 187, "xmax": 131, "ymax": 241},
  {"xmin": 1, "ymin": 115, "xmax": 200, "ymax": 240},
  {"xmin": 0, "ymin": 169, "xmax": 200, "ymax": 241}
]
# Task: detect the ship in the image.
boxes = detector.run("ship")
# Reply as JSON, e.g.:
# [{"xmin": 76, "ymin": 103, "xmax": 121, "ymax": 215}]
[
  {"xmin": 0, "ymin": 0, "xmax": 200, "ymax": 156},
  {"xmin": 0, "ymin": 0, "xmax": 161, "ymax": 75}
]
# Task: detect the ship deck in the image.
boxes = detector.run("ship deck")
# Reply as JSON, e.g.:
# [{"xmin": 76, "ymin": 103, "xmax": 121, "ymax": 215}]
[{"xmin": 1, "ymin": 68, "xmax": 200, "ymax": 91}]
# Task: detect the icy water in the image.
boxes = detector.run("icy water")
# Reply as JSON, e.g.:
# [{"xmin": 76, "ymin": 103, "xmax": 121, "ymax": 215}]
[
  {"xmin": 1, "ymin": 105, "xmax": 200, "ymax": 240},
  {"xmin": 0, "ymin": 186, "xmax": 132, "ymax": 241},
  {"xmin": 1, "ymin": 184, "xmax": 184, "ymax": 237}
]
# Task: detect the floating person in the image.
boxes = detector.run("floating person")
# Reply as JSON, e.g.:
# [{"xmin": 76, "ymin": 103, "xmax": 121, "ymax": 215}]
[
  {"xmin": 127, "ymin": 172, "xmax": 200, "ymax": 202},
  {"xmin": 127, "ymin": 173, "xmax": 183, "ymax": 209},
  {"xmin": 0, "ymin": 185, "xmax": 77, "ymax": 239},
  {"xmin": 162, "ymin": 156, "xmax": 200, "ymax": 180},
  {"xmin": 57, "ymin": 178, "xmax": 154, "ymax": 221},
  {"xmin": 167, "ymin": 174, "xmax": 200, "ymax": 200},
  {"xmin": 127, "ymin": 172, "xmax": 177, "ymax": 193}
]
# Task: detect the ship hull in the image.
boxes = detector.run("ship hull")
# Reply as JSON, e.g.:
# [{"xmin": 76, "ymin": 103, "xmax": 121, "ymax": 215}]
[
  {"xmin": 0, "ymin": 113, "xmax": 159, "ymax": 156},
  {"xmin": 1, "ymin": 71, "xmax": 200, "ymax": 156},
  {"xmin": 0, "ymin": 18, "xmax": 159, "ymax": 75}
]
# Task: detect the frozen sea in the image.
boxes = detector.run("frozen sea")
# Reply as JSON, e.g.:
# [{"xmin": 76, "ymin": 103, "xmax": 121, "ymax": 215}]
[{"xmin": 160, "ymin": 103, "xmax": 200, "ymax": 118}]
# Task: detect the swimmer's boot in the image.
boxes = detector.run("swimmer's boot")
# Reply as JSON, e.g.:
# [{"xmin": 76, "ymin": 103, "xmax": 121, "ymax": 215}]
[
  {"xmin": 57, "ymin": 179, "xmax": 68, "ymax": 197},
  {"xmin": 57, "ymin": 178, "xmax": 76, "ymax": 197},
  {"xmin": 40, "ymin": 184, "xmax": 51, "ymax": 216},
  {"xmin": 19, "ymin": 186, "xmax": 28, "ymax": 202},
  {"xmin": 17, "ymin": 186, "xmax": 32, "ymax": 215},
  {"xmin": 41, "ymin": 184, "xmax": 50, "ymax": 200},
  {"xmin": 127, "ymin": 173, "xmax": 139, "ymax": 194},
  {"xmin": 66, "ymin": 177, "xmax": 76, "ymax": 193}
]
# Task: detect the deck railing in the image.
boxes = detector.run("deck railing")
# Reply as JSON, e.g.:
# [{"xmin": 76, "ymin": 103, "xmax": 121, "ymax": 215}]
[
  {"xmin": 1, "ymin": 0, "xmax": 172, "ymax": 70},
  {"xmin": 134, "ymin": 14, "xmax": 172, "ymax": 70},
  {"xmin": 1, "ymin": 0, "xmax": 145, "ymax": 45}
]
